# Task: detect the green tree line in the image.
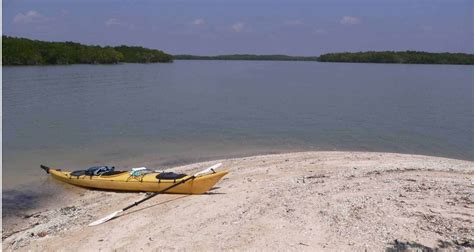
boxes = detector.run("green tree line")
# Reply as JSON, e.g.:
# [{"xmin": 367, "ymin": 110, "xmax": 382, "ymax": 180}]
[
  {"xmin": 318, "ymin": 51, "xmax": 474, "ymax": 65},
  {"xmin": 173, "ymin": 54, "xmax": 319, "ymax": 61},
  {"xmin": 115, "ymin": 46, "xmax": 173, "ymax": 63},
  {"xmin": 2, "ymin": 36, "xmax": 173, "ymax": 65},
  {"xmin": 3, "ymin": 36, "xmax": 473, "ymax": 65},
  {"xmin": 175, "ymin": 51, "xmax": 474, "ymax": 64}
]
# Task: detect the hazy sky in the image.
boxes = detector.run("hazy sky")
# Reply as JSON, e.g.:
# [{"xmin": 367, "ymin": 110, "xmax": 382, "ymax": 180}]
[{"xmin": 3, "ymin": 0, "xmax": 473, "ymax": 55}]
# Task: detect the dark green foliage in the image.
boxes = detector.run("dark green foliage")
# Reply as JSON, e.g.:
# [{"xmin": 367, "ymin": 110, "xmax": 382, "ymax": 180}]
[
  {"xmin": 2, "ymin": 36, "xmax": 172, "ymax": 65},
  {"xmin": 115, "ymin": 46, "xmax": 173, "ymax": 63},
  {"xmin": 3, "ymin": 36, "xmax": 123, "ymax": 65},
  {"xmin": 173, "ymin": 54, "xmax": 319, "ymax": 61},
  {"xmin": 318, "ymin": 51, "xmax": 474, "ymax": 65},
  {"xmin": 4, "ymin": 36, "xmax": 473, "ymax": 65}
]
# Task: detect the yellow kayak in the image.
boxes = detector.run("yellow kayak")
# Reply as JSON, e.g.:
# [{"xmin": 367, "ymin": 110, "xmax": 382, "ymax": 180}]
[{"xmin": 41, "ymin": 165, "xmax": 228, "ymax": 194}]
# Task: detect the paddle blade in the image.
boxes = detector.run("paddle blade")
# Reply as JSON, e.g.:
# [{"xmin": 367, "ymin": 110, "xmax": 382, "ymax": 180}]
[
  {"xmin": 194, "ymin": 163, "xmax": 222, "ymax": 177},
  {"xmin": 88, "ymin": 210, "xmax": 123, "ymax": 226}
]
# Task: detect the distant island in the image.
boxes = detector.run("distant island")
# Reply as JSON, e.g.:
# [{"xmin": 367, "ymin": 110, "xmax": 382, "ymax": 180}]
[
  {"xmin": 173, "ymin": 54, "xmax": 319, "ymax": 61},
  {"xmin": 318, "ymin": 51, "xmax": 474, "ymax": 65},
  {"xmin": 3, "ymin": 36, "xmax": 473, "ymax": 65},
  {"xmin": 2, "ymin": 36, "xmax": 173, "ymax": 65},
  {"xmin": 176, "ymin": 52, "xmax": 474, "ymax": 65}
]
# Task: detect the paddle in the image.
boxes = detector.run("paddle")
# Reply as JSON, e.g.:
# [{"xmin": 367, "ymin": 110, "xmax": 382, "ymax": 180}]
[{"xmin": 88, "ymin": 163, "xmax": 222, "ymax": 226}]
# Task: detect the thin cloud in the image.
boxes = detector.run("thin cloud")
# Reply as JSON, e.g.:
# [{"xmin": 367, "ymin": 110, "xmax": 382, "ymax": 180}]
[
  {"xmin": 192, "ymin": 18, "xmax": 205, "ymax": 26},
  {"xmin": 60, "ymin": 9, "xmax": 69, "ymax": 16},
  {"xmin": 420, "ymin": 25, "xmax": 433, "ymax": 32},
  {"xmin": 231, "ymin": 22, "xmax": 245, "ymax": 32},
  {"xmin": 13, "ymin": 10, "xmax": 49, "ymax": 24},
  {"xmin": 315, "ymin": 28, "xmax": 326, "ymax": 34},
  {"xmin": 105, "ymin": 18, "xmax": 134, "ymax": 29},
  {"xmin": 340, "ymin": 16, "xmax": 361, "ymax": 25},
  {"xmin": 105, "ymin": 18, "xmax": 121, "ymax": 27},
  {"xmin": 284, "ymin": 19, "xmax": 303, "ymax": 26}
]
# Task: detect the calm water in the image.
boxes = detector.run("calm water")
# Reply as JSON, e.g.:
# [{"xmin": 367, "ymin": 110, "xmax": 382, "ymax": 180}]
[{"xmin": 3, "ymin": 61, "xmax": 473, "ymax": 190}]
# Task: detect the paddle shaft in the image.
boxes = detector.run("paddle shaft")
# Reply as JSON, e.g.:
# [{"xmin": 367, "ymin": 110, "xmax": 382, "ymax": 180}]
[{"xmin": 122, "ymin": 175, "xmax": 195, "ymax": 211}]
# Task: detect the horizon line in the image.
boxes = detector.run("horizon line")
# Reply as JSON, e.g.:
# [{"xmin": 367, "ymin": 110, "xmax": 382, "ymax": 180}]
[{"xmin": 3, "ymin": 35, "xmax": 473, "ymax": 56}]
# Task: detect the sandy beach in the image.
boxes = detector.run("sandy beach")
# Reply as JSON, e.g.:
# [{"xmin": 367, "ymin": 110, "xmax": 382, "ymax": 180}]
[{"xmin": 2, "ymin": 151, "xmax": 473, "ymax": 251}]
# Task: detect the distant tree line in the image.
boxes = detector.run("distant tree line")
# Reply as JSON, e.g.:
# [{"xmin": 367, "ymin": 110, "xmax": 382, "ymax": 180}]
[
  {"xmin": 173, "ymin": 54, "xmax": 319, "ymax": 61},
  {"xmin": 318, "ymin": 51, "xmax": 474, "ymax": 65},
  {"xmin": 2, "ymin": 36, "xmax": 173, "ymax": 65},
  {"xmin": 3, "ymin": 36, "xmax": 473, "ymax": 65},
  {"xmin": 175, "ymin": 51, "xmax": 474, "ymax": 65}
]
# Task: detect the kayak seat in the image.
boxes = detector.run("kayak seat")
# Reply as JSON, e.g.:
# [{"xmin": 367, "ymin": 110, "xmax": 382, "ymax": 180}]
[
  {"xmin": 70, "ymin": 170, "xmax": 87, "ymax": 177},
  {"xmin": 70, "ymin": 166, "xmax": 116, "ymax": 177},
  {"xmin": 156, "ymin": 172, "xmax": 187, "ymax": 180},
  {"xmin": 86, "ymin": 166, "xmax": 114, "ymax": 176},
  {"xmin": 100, "ymin": 171, "xmax": 128, "ymax": 176}
]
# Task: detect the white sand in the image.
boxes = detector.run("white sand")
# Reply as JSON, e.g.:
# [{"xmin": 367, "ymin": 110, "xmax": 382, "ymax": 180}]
[{"xmin": 3, "ymin": 151, "xmax": 473, "ymax": 251}]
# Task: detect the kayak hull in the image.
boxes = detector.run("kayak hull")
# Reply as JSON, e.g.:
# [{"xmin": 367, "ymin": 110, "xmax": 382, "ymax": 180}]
[{"xmin": 48, "ymin": 168, "xmax": 228, "ymax": 194}]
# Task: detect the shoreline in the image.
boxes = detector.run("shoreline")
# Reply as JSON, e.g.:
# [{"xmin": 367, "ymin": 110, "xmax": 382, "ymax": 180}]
[
  {"xmin": 2, "ymin": 147, "xmax": 293, "ymax": 190},
  {"xmin": 5, "ymin": 60, "xmax": 474, "ymax": 66},
  {"xmin": 3, "ymin": 151, "xmax": 473, "ymax": 251},
  {"xmin": 4, "ymin": 147, "xmax": 473, "ymax": 191}
]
